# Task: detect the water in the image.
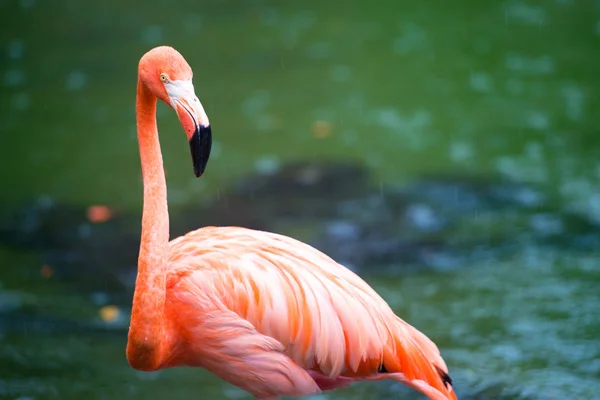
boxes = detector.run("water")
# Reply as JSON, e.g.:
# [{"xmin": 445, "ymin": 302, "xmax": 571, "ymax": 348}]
[{"xmin": 1, "ymin": 0, "xmax": 599, "ymax": 399}]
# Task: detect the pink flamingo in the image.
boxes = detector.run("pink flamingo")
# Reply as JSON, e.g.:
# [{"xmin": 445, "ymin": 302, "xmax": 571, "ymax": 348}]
[{"xmin": 126, "ymin": 46, "xmax": 458, "ymax": 400}]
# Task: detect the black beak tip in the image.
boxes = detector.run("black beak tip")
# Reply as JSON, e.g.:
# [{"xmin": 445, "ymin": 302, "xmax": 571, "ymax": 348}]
[{"xmin": 189, "ymin": 125, "xmax": 212, "ymax": 178}]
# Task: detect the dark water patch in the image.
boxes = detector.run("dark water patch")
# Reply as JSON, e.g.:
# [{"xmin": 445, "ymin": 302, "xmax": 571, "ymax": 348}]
[{"xmin": 2, "ymin": 161, "xmax": 600, "ymax": 296}]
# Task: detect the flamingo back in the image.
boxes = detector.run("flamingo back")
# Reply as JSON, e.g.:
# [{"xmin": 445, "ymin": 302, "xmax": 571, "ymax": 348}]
[{"xmin": 166, "ymin": 226, "xmax": 455, "ymax": 399}]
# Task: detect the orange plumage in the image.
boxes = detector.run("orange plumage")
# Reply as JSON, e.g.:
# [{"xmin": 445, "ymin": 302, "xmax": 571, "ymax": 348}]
[{"xmin": 126, "ymin": 46, "xmax": 458, "ymax": 400}]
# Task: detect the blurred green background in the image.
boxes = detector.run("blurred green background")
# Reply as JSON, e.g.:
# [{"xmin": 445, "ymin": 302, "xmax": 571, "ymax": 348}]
[{"xmin": 1, "ymin": 0, "xmax": 599, "ymax": 399}]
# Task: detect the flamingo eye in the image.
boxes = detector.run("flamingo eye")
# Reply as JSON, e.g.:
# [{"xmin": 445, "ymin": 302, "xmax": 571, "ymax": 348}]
[{"xmin": 160, "ymin": 73, "xmax": 169, "ymax": 82}]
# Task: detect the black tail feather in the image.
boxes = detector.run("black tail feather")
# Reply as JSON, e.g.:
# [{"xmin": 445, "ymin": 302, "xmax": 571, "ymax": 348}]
[{"xmin": 435, "ymin": 366, "xmax": 453, "ymax": 388}]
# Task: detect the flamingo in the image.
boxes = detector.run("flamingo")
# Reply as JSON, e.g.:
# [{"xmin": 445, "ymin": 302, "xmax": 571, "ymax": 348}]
[{"xmin": 126, "ymin": 45, "xmax": 458, "ymax": 400}]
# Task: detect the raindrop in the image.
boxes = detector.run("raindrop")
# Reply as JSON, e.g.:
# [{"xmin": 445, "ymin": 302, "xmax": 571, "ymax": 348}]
[
  {"xmin": 142, "ymin": 25, "xmax": 163, "ymax": 45},
  {"xmin": 449, "ymin": 141, "xmax": 474, "ymax": 163},
  {"xmin": 341, "ymin": 129, "xmax": 358, "ymax": 146},
  {"xmin": 223, "ymin": 386, "xmax": 248, "ymax": 399},
  {"xmin": 561, "ymin": 83, "xmax": 585, "ymax": 121},
  {"xmin": 330, "ymin": 65, "xmax": 352, "ymax": 83},
  {"xmin": 135, "ymin": 370, "xmax": 162, "ymax": 381},
  {"xmin": 525, "ymin": 141, "xmax": 544, "ymax": 161},
  {"xmin": 303, "ymin": 394, "xmax": 328, "ymax": 400},
  {"xmin": 306, "ymin": 41, "xmax": 331, "ymax": 59},
  {"xmin": 505, "ymin": 3, "xmax": 547, "ymax": 25},
  {"xmin": 495, "ymin": 156, "xmax": 521, "ymax": 178},
  {"xmin": 92, "ymin": 106, "xmax": 109, "ymax": 123},
  {"xmin": 11, "ymin": 92, "xmax": 30, "ymax": 111},
  {"xmin": 209, "ymin": 140, "xmax": 222, "ymax": 159},
  {"xmin": 393, "ymin": 22, "xmax": 428, "ymax": 54},
  {"xmin": 528, "ymin": 112, "xmax": 549, "ymax": 130},
  {"xmin": 422, "ymin": 283, "xmax": 439, "ymax": 297},
  {"xmin": 280, "ymin": 11, "xmax": 315, "ymax": 47},
  {"xmin": 78, "ymin": 223, "xmax": 92, "ymax": 239},
  {"xmin": 326, "ymin": 221, "xmax": 360, "ymax": 240},
  {"xmin": 490, "ymin": 343, "xmax": 523, "ymax": 362},
  {"xmin": 529, "ymin": 213, "xmax": 563, "ymax": 235},
  {"xmin": 505, "ymin": 53, "xmax": 554, "ymax": 74},
  {"xmin": 588, "ymin": 192, "xmax": 600, "ymax": 219},
  {"xmin": 168, "ymin": 189, "xmax": 187, "ymax": 206},
  {"xmin": 345, "ymin": 92, "xmax": 364, "ymax": 109},
  {"xmin": 91, "ymin": 292, "xmax": 109, "ymax": 305},
  {"xmin": 254, "ymin": 114, "xmax": 276, "ymax": 132},
  {"xmin": 0, "ymin": 291, "xmax": 24, "ymax": 313},
  {"xmin": 473, "ymin": 37, "xmax": 491, "ymax": 54},
  {"xmin": 373, "ymin": 108, "xmax": 404, "ymax": 130},
  {"xmin": 406, "ymin": 203, "xmax": 443, "ymax": 232},
  {"xmin": 536, "ymin": 56, "xmax": 555, "ymax": 74},
  {"xmin": 4, "ymin": 69, "xmax": 26, "ymax": 87},
  {"xmin": 505, "ymin": 78, "xmax": 524, "ymax": 95},
  {"xmin": 259, "ymin": 7, "xmax": 279, "ymax": 26},
  {"xmin": 37, "ymin": 195, "xmax": 55, "ymax": 209},
  {"xmin": 511, "ymin": 187, "xmax": 545, "ymax": 207},
  {"xmin": 360, "ymin": 21, "xmax": 382, "ymax": 40},
  {"xmin": 66, "ymin": 71, "xmax": 87, "ymax": 91},
  {"xmin": 183, "ymin": 13, "xmax": 202, "ymax": 34},
  {"xmin": 188, "ymin": 178, "xmax": 206, "ymax": 193},
  {"xmin": 505, "ymin": 54, "xmax": 525, "ymax": 71},
  {"xmin": 242, "ymin": 90, "xmax": 271, "ymax": 116},
  {"xmin": 7, "ymin": 40, "xmax": 24, "ymax": 59},
  {"xmin": 291, "ymin": 11, "xmax": 316, "ymax": 30},
  {"xmin": 254, "ymin": 155, "xmax": 280, "ymax": 174},
  {"xmin": 469, "ymin": 72, "xmax": 494, "ymax": 93}
]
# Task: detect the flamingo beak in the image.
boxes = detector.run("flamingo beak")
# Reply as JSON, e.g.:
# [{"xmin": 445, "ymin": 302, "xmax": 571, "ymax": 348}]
[
  {"xmin": 189, "ymin": 124, "xmax": 212, "ymax": 178},
  {"xmin": 167, "ymin": 80, "xmax": 212, "ymax": 178}
]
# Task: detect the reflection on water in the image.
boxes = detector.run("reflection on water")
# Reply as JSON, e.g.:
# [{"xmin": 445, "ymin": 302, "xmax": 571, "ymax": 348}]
[{"xmin": 1, "ymin": 0, "xmax": 599, "ymax": 399}]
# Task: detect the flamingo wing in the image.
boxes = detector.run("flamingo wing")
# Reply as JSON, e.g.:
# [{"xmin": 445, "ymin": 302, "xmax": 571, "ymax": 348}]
[{"xmin": 167, "ymin": 226, "xmax": 456, "ymax": 399}]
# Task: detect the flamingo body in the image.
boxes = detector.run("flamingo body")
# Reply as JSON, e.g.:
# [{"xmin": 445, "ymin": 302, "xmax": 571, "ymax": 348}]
[{"xmin": 126, "ymin": 46, "xmax": 457, "ymax": 400}]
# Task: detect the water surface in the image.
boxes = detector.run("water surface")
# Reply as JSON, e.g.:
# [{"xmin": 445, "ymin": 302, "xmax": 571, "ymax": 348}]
[{"xmin": 1, "ymin": 1, "xmax": 599, "ymax": 399}]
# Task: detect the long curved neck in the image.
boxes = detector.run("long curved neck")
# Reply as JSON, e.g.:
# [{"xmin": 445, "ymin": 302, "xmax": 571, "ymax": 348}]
[{"xmin": 127, "ymin": 79, "xmax": 170, "ymax": 370}]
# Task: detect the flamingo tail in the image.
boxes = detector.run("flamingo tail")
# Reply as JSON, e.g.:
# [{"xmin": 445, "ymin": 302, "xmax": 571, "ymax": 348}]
[{"xmin": 377, "ymin": 318, "xmax": 458, "ymax": 400}]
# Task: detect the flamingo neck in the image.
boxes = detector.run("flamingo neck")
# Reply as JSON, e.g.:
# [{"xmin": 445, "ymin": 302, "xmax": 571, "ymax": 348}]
[{"xmin": 127, "ymin": 79, "xmax": 170, "ymax": 370}]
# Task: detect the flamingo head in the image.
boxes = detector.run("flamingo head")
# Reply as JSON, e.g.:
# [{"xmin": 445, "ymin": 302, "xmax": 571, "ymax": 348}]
[{"xmin": 139, "ymin": 46, "xmax": 211, "ymax": 178}]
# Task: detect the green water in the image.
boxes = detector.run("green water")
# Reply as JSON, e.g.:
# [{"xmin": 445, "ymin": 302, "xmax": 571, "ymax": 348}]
[{"xmin": 1, "ymin": 0, "xmax": 600, "ymax": 399}]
